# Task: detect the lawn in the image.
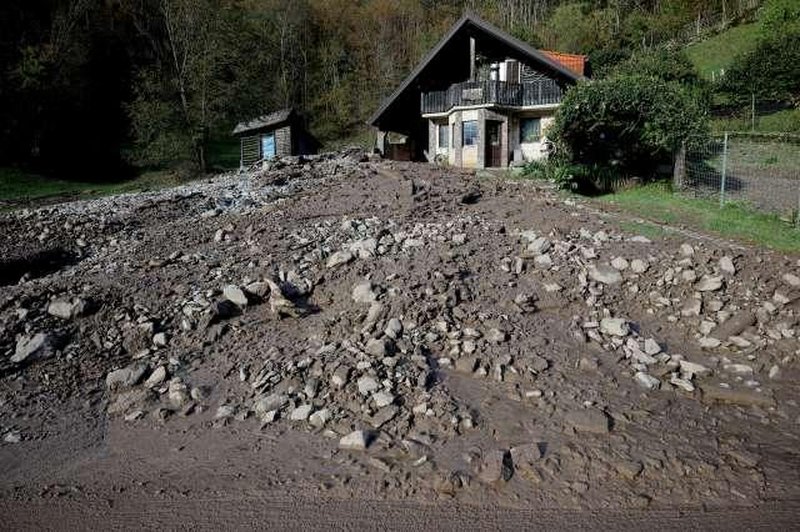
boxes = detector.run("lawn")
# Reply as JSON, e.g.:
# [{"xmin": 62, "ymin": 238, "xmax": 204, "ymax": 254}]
[
  {"xmin": 686, "ymin": 22, "xmax": 760, "ymax": 79},
  {"xmin": 0, "ymin": 167, "xmax": 191, "ymax": 204},
  {"xmin": 596, "ymin": 183, "xmax": 800, "ymax": 253},
  {"xmin": 712, "ymin": 108, "xmax": 800, "ymax": 134}
]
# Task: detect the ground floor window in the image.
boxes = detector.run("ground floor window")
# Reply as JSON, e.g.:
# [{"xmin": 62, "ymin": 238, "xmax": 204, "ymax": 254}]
[
  {"xmin": 438, "ymin": 123, "xmax": 449, "ymax": 148},
  {"xmin": 462, "ymin": 120, "xmax": 478, "ymax": 146},
  {"xmin": 520, "ymin": 117, "xmax": 541, "ymax": 143},
  {"xmin": 261, "ymin": 132, "xmax": 276, "ymax": 158}
]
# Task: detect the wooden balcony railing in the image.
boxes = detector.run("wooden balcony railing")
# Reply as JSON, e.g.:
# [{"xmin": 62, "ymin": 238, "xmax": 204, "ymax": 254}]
[{"xmin": 421, "ymin": 79, "xmax": 563, "ymax": 114}]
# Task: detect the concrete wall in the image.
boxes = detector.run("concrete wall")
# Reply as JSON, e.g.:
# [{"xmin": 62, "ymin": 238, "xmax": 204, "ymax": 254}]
[{"xmin": 510, "ymin": 111, "xmax": 556, "ymax": 164}]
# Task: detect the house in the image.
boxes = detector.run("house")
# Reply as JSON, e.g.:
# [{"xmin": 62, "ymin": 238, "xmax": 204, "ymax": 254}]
[
  {"xmin": 368, "ymin": 13, "xmax": 586, "ymax": 169},
  {"xmin": 233, "ymin": 108, "xmax": 319, "ymax": 168}
]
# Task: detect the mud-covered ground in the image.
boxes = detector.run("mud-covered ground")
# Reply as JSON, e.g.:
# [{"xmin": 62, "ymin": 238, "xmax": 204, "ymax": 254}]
[{"xmin": 1, "ymin": 152, "xmax": 799, "ymax": 529}]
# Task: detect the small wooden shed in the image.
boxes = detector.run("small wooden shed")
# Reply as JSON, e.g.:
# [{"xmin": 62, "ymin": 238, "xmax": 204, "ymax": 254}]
[{"xmin": 232, "ymin": 108, "xmax": 319, "ymax": 168}]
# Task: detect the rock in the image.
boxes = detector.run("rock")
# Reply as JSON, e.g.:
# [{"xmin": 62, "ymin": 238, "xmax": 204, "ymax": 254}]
[
  {"xmin": 384, "ymin": 318, "xmax": 403, "ymax": 339},
  {"xmin": 265, "ymin": 279, "xmax": 304, "ymax": 318},
  {"xmin": 711, "ymin": 311, "xmax": 756, "ymax": 340},
  {"xmin": 144, "ymin": 365, "xmax": 168, "ymax": 387},
  {"xmin": 244, "ymin": 281, "xmax": 270, "ymax": 298},
  {"xmin": 478, "ymin": 450, "xmax": 513, "ymax": 484},
  {"xmin": 339, "ymin": 430, "xmax": 372, "ymax": 451},
  {"xmin": 696, "ymin": 275, "xmax": 723, "ymax": 292},
  {"xmin": 526, "ymin": 237, "xmax": 551, "ymax": 255},
  {"xmin": 699, "ymin": 336, "xmax": 721, "ymax": 348},
  {"xmin": 309, "ymin": 408, "xmax": 331, "ymax": 428},
  {"xmin": 510, "ymin": 443, "xmax": 543, "ymax": 473},
  {"xmin": 352, "ymin": 281, "xmax": 377, "ymax": 304},
  {"xmin": 643, "ymin": 338, "xmax": 661, "ymax": 355},
  {"xmin": 366, "ymin": 337, "xmax": 394, "ymax": 357},
  {"xmin": 326, "ymin": 250, "xmax": 354, "ymax": 268},
  {"xmin": 106, "ymin": 363, "xmax": 148, "ymax": 389},
  {"xmin": 679, "ymin": 360, "xmax": 712, "ymax": 377},
  {"xmin": 168, "ymin": 380, "xmax": 190, "ymax": 408},
  {"xmin": 611, "ymin": 257, "xmax": 629, "ymax": 271},
  {"xmin": 331, "ymin": 366, "xmax": 350, "ymax": 389},
  {"xmin": 369, "ymin": 405, "xmax": 398, "ymax": 428},
  {"xmin": 588, "ymin": 264, "xmax": 623, "ymax": 285},
  {"xmin": 600, "ymin": 317, "xmax": 630, "ymax": 337},
  {"xmin": 351, "ymin": 238, "xmax": 378, "ymax": 259},
  {"xmin": 223, "ymin": 285, "xmax": 249, "ymax": 307},
  {"xmin": 487, "ymin": 328, "xmax": 507, "ymax": 343},
  {"xmin": 11, "ymin": 333, "xmax": 58, "ymax": 364},
  {"xmin": 782, "ymin": 273, "xmax": 800, "ymax": 287},
  {"xmin": 615, "ymin": 460, "xmax": 644, "ymax": 480},
  {"xmin": 680, "ymin": 243, "xmax": 695, "ymax": 256},
  {"xmin": 700, "ymin": 385, "xmax": 774, "ymax": 407},
  {"xmin": 47, "ymin": 298, "xmax": 88, "ymax": 320},
  {"xmin": 724, "ymin": 363, "xmax": 754, "ymax": 375},
  {"xmin": 290, "ymin": 404, "xmax": 313, "ymax": 421},
  {"xmin": 680, "ymin": 298, "xmax": 702, "ymax": 317},
  {"xmin": 215, "ymin": 404, "xmax": 235, "ymax": 419},
  {"xmin": 566, "ymin": 409, "xmax": 611, "ymax": 434},
  {"xmin": 634, "ymin": 372, "xmax": 660, "ymax": 390},
  {"xmin": 254, "ymin": 393, "xmax": 289, "ymax": 415},
  {"xmin": 630, "ymin": 259, "xmax": 648, "ymax": 274},
  {"xmin": 357, "ymin": 375, "xmax": 380, "ymax": 395},
  {"xmin": 719, "ymin": 256, "xmax": 736, "ymax": 275},
  {"xmin": 372, "ymin": 390, "xmax": 395, "ymax": 408},
  {"xmin": 152, "ymin": 332, "xmax": 168, "ymax": 347},
  {"xmin": 4, "ymin": 431, "xmax": 21, "ymax": 444},
  {"xmin": 534, "ymin": 254, "xmax": 553, "ymax": 270}
]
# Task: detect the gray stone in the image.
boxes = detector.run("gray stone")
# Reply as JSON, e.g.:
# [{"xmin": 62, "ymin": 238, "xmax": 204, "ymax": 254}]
[
  {"xmin": 309, "ymin": 408, "xmax": 331, "ymax": 428},
  {"xmin": 366, "ymin": 337, "xmax": 394, "ymax": 357},
  {"xmin": 719, "ymin": 256, "xmax": 736, "ymax": 275},
  {"xmin": 47, "ymin": 298, "xmax": 88, "ymax": 320},
  {"xmin": 600, "ymin": 317, "xmax": 630, "ymax": 337},
  {"xmin": 782, "ymin": 273, "xmax": 800, "ymax": 287},
  {"xmin": 106, "ymin": 362, "xmax": 148, "ymax": 389},
  {"xmin": 680, "ymin": 243, "xmax": 695, "ymax": 256},
  {"xmin": 566, "ymin": 409, "xmax": 611, "ymax": 434},
  {"xmin": 350, "ymin": 238, "xmax": 378, "ymax": 259},
  {"xmin": 254, "ymin": 393, "xmax": 289, "ymax": 415},
  {"xmin": 478, "ymin": 450, "xmax": 513, "ymax": 483},
  {"xmin": 339, "ymin": 430, "xmax": 372, "ymax": 451},
  {"xmin": 327, "ymin": 250, "xmax": 354, "ymax": 268},
  {"xmin": 357, "ymin": 375, "xmax": 380, "ymax": 395},
  {"xmin": 630, "ymin": 259, "xmax": 648, "ymax": 274},
  {"xmin": 634, "ymin": 371, "xmax": 661, "ymax": 390},
  {"xmin": 588, "ymin": 264, "xmax": 623, "ymax": 285},
  {"xmin": 352, "ymin": 281, "xmax": 377, "ymax": 304},
  {"xmin": 384, "ymin": 318, "xmax": 403, "ymax": 339},
  {"xmin": 510, "ymin": 443, "xmax": 543, "ymax": 473},
  {"xmin": 611, "ymin": 257, "xmax": 629, "ymax": 271},
  {"xmin": 290, "ymin": 404, "xmax": 313, "ymax": 421},
  {"xmin": 487, "ymin": 328, "xmax": 507, "ymax": 343},
  {"xmin": 223, "ymin": 285, "xmax": 249, "ymax": 307},
  {"xmin": 696, "ymin": 275, "xmax": 723, "ymax": 292},
  {"xmin": 526, "ymin": 237, "xmax": 551, "ymax": 255},
  {"xmin": 331, "ymin": 366, "xmax": 350, "ymax": 389},
  {"xmin": 11, "ymin": 333, "xmax": 57, "ymax": 364},
  {"xmin": 680, "ymin": 298, "xmax": 702, "ymax": 317},
  {"xmin": 711, "ymin": 311, "xmax": 756, "ymax": 340},
  {"xmin": 144, "ymin": 365, "xmax": 168, "ymax": 387},
  {"xmin": 372, "ymin": 390, "xmax": 395, "ymax": 408}
]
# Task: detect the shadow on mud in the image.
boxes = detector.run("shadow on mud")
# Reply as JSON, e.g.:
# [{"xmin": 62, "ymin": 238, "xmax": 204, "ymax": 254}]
[{"xmin": 0, "ymin": 247, "xmax": 79, "ymax": 286}]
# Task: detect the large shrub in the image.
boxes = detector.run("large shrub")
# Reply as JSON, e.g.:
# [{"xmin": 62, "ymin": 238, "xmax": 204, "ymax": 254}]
[
  {"xmin": 550, "ymin": 75, "xmax": 708, "ymax": 176},
  {"xmin": 719, "ymin": 31, "xmax": 800, "ymax": 107}
]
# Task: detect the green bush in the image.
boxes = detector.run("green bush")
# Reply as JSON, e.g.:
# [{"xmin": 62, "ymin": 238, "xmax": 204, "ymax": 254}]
[
  {"xmin": 550, "ymin": 75, "xmax": 708, "ymax": 177},
  {"xmin": 719, "ymin": 31, "xmax": 800, "ymax": 106}
]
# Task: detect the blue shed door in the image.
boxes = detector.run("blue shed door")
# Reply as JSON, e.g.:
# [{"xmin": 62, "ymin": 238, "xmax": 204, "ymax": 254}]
[{"xmin": 261, "ymin": 133, "xmax": 276, "ymax": 159}]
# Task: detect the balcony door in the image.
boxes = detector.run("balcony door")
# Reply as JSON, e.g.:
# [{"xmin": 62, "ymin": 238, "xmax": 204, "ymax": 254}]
[{"xmin": 485, "ymin": 121, "xmax": 502, "ymax": 167}]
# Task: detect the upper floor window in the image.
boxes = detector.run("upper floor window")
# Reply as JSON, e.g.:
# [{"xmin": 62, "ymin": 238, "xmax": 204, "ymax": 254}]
[
  {"xmin": 520, "ymin": 117, "xmax": 541, "ymax": 143},
  {"xmin": 462, "ymin": 120, "xmax": 478, "ymax": 146}
]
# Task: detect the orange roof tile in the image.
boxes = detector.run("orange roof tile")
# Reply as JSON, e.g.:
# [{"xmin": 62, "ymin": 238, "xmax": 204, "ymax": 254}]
[{"xmin": 539, "ymin": 50, "xmax": 587, "ymax": 76}]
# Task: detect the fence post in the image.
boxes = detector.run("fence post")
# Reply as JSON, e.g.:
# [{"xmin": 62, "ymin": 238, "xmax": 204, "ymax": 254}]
[{"xmin": 719, "ymin": 132, "xmax": 729, "ymax": 208}]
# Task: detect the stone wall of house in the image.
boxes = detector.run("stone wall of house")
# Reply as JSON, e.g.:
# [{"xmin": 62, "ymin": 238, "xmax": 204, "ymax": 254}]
[{"xmin": 275, "ymin": 125, "xmax": 292, "ymax": 156}]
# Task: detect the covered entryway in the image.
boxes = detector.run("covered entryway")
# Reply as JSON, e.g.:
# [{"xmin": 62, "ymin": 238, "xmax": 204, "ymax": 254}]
[{"xmin": 485, "ymin": 121, "xmax": 503, "ymax": 167}]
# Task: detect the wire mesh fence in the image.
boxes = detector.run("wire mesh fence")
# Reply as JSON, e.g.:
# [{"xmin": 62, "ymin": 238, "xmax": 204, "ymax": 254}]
[{"xmin": 674, "ymin": 132, "xmax": 800, "ymax": 225}]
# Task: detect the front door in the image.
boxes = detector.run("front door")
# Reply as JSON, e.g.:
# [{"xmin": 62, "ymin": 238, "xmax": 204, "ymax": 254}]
[
  {"xmin": 261, "ymin": 133, "xmax": 276, "ymax": 159},
  {"xmin": 485, "ymin": 121, "xmax": 502, "ymax": 167}
]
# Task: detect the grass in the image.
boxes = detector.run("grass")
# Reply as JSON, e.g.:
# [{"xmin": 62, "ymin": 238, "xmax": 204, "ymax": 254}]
[
  {"xmin": 686, "ymin": 22, "xmax": 760, "ymax": 79},
  {"xmin": 712, "ymin": 108, "xmax": 800, "ymax": 134},
  {"xmin": 0, "ymin": 167, "xmax": 192, "ymax": 204},
  {"xmin": 616, "ymin": 219, "xmax": 669, "ymax": 240},
  {"xmin": 596, "ymin": 182, "xmax": 800, "ymax": 253}
]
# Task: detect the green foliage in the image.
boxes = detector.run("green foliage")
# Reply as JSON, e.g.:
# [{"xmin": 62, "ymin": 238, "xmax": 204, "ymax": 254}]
[
  {"xmin": 759, "ymin": 0, "xmax": 800, "ymax": 34},
  {"xmin": 551, "ymin": 76, "xmax": 708, "ymax": 177},
  {"xmin": 685, "ymin": 23, "xmax": 761, "ymax": 79},
  {"xmin": 719, "ymin": 31, "xmax": 800, "ymax": 106},
  {"xmin": 611, "ymin": 47, "xmax": 702, "ymax": 87}
]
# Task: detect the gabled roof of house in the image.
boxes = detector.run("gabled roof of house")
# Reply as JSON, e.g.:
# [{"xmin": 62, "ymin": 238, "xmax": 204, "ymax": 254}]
[
  {"xmin": 233, "ymin": 108, "xmax": 295, "ymax": 136},
  {"xmin": 368, "ymin": 12, "xmax": 586, "ymax": 128},
  {"xmin": 540, "ymin": 50, "xmax": 588, "ymax": 76}
]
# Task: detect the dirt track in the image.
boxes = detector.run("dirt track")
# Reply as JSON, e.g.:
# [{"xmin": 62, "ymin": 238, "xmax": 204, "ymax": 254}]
[{"xmin": 1, "ymin": 153, "xmax": 800, "ymax": 529}]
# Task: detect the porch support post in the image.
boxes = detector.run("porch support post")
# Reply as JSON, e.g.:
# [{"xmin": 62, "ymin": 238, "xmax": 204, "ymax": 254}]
[{"xmin": 469, "ymin": 37, "xmax": 476, "ymax": 81}]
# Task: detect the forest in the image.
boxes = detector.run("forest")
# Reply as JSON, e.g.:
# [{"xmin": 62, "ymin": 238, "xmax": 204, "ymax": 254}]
[{"xmin": 0, "ymin": 0, "xmax": 792, "ymax": 180}]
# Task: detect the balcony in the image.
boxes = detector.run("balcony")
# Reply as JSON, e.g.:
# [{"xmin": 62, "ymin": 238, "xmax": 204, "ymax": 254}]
[{"xmin": 421, "ymin": 79, "xmax": 563, "ymax": 115}]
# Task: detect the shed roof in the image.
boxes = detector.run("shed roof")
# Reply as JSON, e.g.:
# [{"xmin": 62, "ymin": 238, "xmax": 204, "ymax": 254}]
[
  {"xmin": 540, "ymin": 51, "xmax": 588, "ymax": 76},
  {"xmin": 368, "ymin": 12, "xmax": 586, "ymax": 129},
  {"xmin": 233, "ymin": 108, "xmax": 294, "ymax": 136}
]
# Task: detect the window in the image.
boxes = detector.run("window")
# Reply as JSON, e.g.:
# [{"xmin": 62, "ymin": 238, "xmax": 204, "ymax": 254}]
[
  {"xmin": 462, "ymin": 120, "xmax": 478, "ymax": 146},
  {"xmin": 438, "ymin": 124, "xmax": 449, "ymax": 149},
  {"xmin": 520, "ymin": 118, "xmax": 541, "ymax": 143}
]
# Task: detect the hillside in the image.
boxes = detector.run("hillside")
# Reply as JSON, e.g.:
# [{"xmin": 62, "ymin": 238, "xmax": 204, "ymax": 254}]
[{"xmin": 686, "ymin": 22, "xmax": 760, "ymax": 79}]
